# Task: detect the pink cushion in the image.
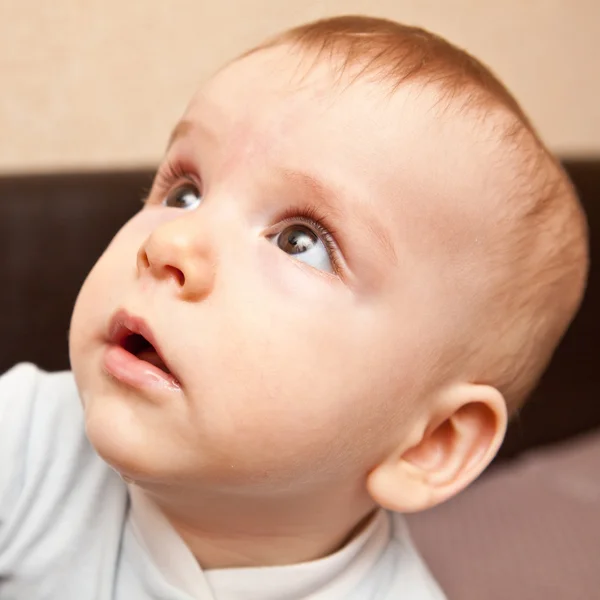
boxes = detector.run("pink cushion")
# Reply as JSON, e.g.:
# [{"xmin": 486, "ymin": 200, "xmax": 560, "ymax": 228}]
[{"xmin": 407, "ymin": 429, "xmax": 600, "ymax": 600}]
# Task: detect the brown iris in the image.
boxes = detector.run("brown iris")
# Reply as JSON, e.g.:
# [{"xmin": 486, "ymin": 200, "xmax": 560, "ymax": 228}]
[{"xmin": 277, "ymin": 225, "xmax": 318, "ymax": 255}]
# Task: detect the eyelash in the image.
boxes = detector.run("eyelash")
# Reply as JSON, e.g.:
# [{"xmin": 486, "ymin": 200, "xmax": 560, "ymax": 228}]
[
  {"xmin": 152, "ymin": 160, "xmax": 198, "ymax": 198},
  {"xmin": 146, "ymin": 159, "xmax": 344, "ymax": 275}
]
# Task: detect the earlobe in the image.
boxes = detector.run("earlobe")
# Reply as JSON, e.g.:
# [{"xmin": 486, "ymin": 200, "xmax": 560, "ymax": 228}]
[{"xmin": 367, "ymin": 383, "xmax": 507, "ymax": 513}]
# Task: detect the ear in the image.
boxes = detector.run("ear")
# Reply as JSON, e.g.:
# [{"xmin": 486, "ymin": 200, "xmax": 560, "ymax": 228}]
[{"xmin": 366, "ymin": 383, "xmax": 507, "ymax": 513}]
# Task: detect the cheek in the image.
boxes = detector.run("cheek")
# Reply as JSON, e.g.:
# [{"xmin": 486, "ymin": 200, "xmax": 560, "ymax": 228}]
[
  {"xmin": 254, "ymin": 239, "xmax": 342, "ymax": 303},
  {"xmin": 180, "ymin": 273, "xmax": 403, "ymax": 481},
  {"xmin": 69, "ymin": 218, "xmax": 146, "ymax": 368},
  {"xmin": 76, "ymin": 212, "xmax": 154, "ymax": 299}
]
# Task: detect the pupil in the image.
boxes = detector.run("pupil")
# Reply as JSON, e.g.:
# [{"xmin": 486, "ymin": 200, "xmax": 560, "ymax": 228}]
[
  {"xmin": 176, "ymin": 188, "xmax": 195, "ymax": 205},
  {"xmin": 279, "ymin": 226, "xmax": 316, "ymax": 254},
  {"xmin": 166, "ymin": 184, "xmax": 198, "ymax": 208}
]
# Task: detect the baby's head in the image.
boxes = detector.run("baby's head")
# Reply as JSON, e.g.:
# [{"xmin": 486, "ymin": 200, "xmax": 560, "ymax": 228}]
[{"xmin": 69, "ymin": 16, "xmax": 588, "ymax": 517}]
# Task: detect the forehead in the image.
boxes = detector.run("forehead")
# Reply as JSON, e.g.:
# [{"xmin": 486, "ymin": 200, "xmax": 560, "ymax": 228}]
[
  {"xmin": 184, "ymin": 48, "xmax": 401, "ymax": 174},
  {"xmin": 180, "ymin": 46, "xmax": 507, "ymax": 274}
]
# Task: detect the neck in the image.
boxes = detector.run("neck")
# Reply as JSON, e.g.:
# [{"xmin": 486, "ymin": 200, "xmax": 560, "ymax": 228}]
[{"xmin": 136, "ymin": 480, "xmax": 378, "ymax": 570}]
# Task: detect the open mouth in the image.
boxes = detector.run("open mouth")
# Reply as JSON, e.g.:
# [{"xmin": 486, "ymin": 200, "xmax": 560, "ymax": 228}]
[
  {"xmin": 105, "ymin": 309, "xmax": 181, "ymax": 391},
  {"xmin": 120, "ymin": 333, "xmax": 172, "ymax": 375}
]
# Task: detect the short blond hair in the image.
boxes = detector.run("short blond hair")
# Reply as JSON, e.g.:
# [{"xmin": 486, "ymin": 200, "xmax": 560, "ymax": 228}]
[{"xmin": 243, "ymin": 16, "xmax": 532, "ymax": 127}]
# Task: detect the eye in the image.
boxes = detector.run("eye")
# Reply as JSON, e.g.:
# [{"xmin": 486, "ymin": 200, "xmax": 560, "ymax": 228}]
[
  {"xmin": 162, "ymin": 182, "xmax": 202, "ymax": 210},
  {"xmin": 274, "ymin": 224, "xmax": 334, "ymax": 273}
]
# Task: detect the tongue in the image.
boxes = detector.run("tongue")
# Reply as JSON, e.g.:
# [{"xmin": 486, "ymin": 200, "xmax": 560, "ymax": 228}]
[{"xmin": 136, "ymin": 349, "xmax": 170, "ymax": 374}]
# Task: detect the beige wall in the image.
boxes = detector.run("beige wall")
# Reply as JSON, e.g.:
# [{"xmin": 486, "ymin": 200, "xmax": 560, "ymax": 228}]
[{"xmin": 1, "ymin": 0, "xmax": 598, "ymax": 174}]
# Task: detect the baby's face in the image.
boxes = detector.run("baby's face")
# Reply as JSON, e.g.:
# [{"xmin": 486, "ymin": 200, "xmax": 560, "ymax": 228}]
[{"xmin": 70, "ymin": 46, "xmax": 497, "ymax": 493}]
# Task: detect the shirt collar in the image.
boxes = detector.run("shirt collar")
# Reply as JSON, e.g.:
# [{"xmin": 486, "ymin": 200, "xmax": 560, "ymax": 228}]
[{"xmin": 128, "ymin": 484, "xmax": 391, "ymax": 600}]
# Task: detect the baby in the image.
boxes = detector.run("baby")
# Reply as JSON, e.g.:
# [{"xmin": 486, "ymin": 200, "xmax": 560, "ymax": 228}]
[{"xmin": 0, "ymin": 15, "xmax": 589, "ymax": 600}]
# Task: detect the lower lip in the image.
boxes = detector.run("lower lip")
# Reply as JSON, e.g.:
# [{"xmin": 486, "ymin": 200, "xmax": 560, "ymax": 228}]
[{"xmin": 103, "ymin": 345, "xmax": 181, "ymax": 393}]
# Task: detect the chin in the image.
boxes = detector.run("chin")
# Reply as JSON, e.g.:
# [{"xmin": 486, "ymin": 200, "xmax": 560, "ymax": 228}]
[{"xmin": 82, "ymin": 388, "xmax": 170, "ymax": 482}]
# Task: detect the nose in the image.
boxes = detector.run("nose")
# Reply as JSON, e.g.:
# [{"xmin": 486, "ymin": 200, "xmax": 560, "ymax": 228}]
[{"xmin": 136, "ymin": 215, "xmax": 216, "ymax": 301}]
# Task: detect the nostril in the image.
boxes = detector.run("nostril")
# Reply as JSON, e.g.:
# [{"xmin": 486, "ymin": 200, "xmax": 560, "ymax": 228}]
[
  {"xmin": 165, "ymin": 265, "xmax": 185, "ymax": 287},
  {"xmin": 137, "ymin": 248, "xmax": 150, "ymax": 271},
  {"xmin": 138, "ymin": 240, "xmax": 189, "ymax": 289}
]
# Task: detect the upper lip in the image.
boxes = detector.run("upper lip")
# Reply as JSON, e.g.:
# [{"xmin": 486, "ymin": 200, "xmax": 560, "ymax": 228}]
[{"xmin": 107, "ymin": 308, "xmax": 176, "ymax": 377}]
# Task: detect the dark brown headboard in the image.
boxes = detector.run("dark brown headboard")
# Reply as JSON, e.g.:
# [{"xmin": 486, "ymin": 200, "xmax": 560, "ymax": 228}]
[{"xmin": 0, "ymin": 162, "xmax": 598, "ymax": 461}]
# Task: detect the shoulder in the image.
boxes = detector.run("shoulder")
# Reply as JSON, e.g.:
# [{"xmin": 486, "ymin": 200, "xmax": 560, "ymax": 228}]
[
  {"xmin": 0, "ymin": 363, "xmax": 128, "ymax": 594},
  {"xmin": 0, "ymin": 363, "xmax": 65, "ymax": 506},
  {"xmin": 0, "ymin": 361, "xmax": 82, "ymax": 433},
  {"xmin": 0, "ymin": 362, "xmax": 78, "ymax": 431},
  {"xmin": 0, "ymin": 363, "xmax": 86, "ymax": 494},
  {"xmin": 0, "ymin": 362, "xmax": 124, "ymax": 532}
]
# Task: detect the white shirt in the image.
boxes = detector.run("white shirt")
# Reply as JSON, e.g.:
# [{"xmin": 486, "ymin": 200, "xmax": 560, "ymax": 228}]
[{"xmin": 0, "ymin": 363, "xmax": 447, "ymax": 600}]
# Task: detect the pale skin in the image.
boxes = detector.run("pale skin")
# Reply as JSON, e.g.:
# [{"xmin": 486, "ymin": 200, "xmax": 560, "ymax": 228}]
[{"xmin": 69, "ymin": 46, "xmax": 507, "ymax": 569}]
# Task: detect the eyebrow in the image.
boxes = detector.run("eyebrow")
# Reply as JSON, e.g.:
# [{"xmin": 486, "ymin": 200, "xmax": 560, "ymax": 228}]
[
  {"xmin": 279, "ymin": 168, "xmax": 397, "ymax": 266},
  {"xmin": 166, "ymin": 120, "xmax": 196, "ymax": 151},
  {"xmin": 166, "ymin": 121, "xmax": 397, "ymax": 267}
]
